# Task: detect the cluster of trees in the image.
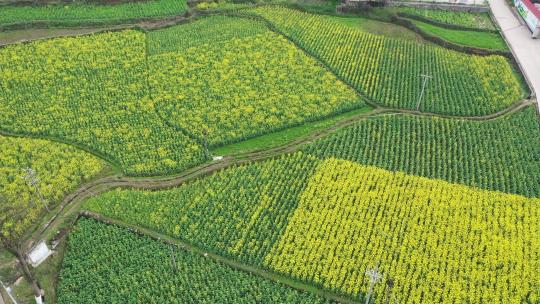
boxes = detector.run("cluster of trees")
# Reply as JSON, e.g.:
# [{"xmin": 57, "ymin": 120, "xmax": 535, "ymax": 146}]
[
  {"xmin": 265, "ymin": 158, "xmax": 539, "ymax": 303},
  {"xmin": 303, "ymin": 107, "xmax": 540, "ymax": 197},
  {"xmin": 57, "ymin": 217, "xmax": 332, "ymax": 303},
  {"xmin": 149, "ymin": 29, "xmax": 363, "ymax": 147},
  {"xmin": 0, "ymin": 30, "xmax": 208, "ymax": 175},
  {"xmin": 247, "ymin": 6, "xmax": 522, "ymax": 116}
]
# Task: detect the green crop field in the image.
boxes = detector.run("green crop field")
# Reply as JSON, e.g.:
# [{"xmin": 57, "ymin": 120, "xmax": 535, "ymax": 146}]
[
  {"xmin": 245, "ymin": 6, "xmax": 523, "ymax": 116},
  {"xmin": 0, "ymin": 4, "xmax": 539, "ymax": 304},
  {"xmin": 85, "ymin": 146, "xmax": 540, "ymax": 302},
  {"xmin": 57, "ymin": 217, "xmax": 333, "ymax": 303},
  {"xmin": 303, "ymin": 107, "xmax": 540, "ymax": 197},
  {"xmin": 0, "ymin": 0, "xmax": 188, "ymax": 28},
  {"xmin": 409, "ymin": 19, "xmax": 508, "ymax": 51}
]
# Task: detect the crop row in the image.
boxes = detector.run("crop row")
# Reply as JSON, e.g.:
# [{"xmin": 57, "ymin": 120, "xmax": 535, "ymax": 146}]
[
  {"xmin": 0, "ymin": 135, "xmax": 105, "ymax": 240},
  {"xmin": 303, "ymin": 107, "xmax": 540, "ymax": 197},
  {"xmin": 246, "ymin": 6, "xmax": 522, "ymax": 116},
  {"xmin": 57, "ymin": 217, "xmax": 333, "ymax": 303}
]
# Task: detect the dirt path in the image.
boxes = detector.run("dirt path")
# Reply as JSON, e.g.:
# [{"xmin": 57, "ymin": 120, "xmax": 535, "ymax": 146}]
[
  {"xmin": 22, "ymin": 98, "xmax": 535, "ymax": 251},
  {"xmin": 0, "ymin": 25, "xmax": 133, "ymax": 46}
]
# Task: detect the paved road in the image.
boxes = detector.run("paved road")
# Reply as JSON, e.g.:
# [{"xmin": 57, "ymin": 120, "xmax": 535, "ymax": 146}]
[{"xmin": 489, "ymin": 0, "xmax": 540, "ymax": 102}]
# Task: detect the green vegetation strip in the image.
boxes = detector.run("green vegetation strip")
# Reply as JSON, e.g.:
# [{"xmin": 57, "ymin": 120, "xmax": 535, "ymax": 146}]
[
  {"xmin": 212, "ymin": 106, "xmax": 373, "ymax": 156},
  {"xmin": 409, "ymin": 19, "xmax": 507, "ymax": 51},
  {"xmin": 395, "ymin": 7, "xmax": 496, "ymax": 31},
  {"xmin": 0, "ymin": 0, "xmax": 188, "ymax": 28}
]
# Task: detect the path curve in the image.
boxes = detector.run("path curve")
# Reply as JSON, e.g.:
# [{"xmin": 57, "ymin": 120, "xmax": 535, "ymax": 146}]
[{"xmin": 23, "ymin": 98, "xmax": 536, "ymax": 250}]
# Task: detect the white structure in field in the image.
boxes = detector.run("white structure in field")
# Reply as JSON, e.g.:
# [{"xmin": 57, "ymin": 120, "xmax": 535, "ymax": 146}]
[
  {"xmin": 27, "ymin": 241, "xmax": 53, "ymax": 268},
  {"xmin": 514, "ymin": 0, "xmax": 540, "ymax": 37}
]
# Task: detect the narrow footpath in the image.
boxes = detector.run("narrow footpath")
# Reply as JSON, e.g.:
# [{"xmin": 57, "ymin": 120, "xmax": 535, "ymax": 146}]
[{"xmin": 489, "ymin": 0, "xmax": 540, "ymax": 102}]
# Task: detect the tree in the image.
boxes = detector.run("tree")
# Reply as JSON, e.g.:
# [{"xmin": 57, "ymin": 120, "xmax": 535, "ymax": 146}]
[{"xmin": 0, "ymin": 195, "xmax": 43, "ymax": 299}]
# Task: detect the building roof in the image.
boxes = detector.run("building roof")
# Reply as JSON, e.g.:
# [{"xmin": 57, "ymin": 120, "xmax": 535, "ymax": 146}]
[{"xmin": 521, "ymin": 0, "xmax": 540, "ymax": 19}]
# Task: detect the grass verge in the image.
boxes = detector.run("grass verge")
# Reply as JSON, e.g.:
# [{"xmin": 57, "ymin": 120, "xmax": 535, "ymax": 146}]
[
  {"xmin": 409, "ymin": 19, "xmax": 508, "ymax": 51},
  {"xmin": 212, "ymin": 106, "xmax": 373, "ymax": 156}
]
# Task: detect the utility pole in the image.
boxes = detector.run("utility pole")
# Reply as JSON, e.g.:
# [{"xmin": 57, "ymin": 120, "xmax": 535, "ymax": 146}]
[
  {"xmin": 416, "ymin": 73, "xmax": 432, "ymax": 111},
  {"xmin": 22, "ymin": 168, "xmax": 49, "ymax": 212},
  {"xmin": 365, "ymin": 262, "xmax": 384, "ymax": 304}
]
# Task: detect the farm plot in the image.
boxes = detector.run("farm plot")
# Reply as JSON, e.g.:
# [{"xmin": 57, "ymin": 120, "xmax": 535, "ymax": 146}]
[
  {"xmin": 246, "ymin": 6, "xmax": 522, "ymax": 116},
  {"xmin": 408, "ymin": 19, "xmax": 507, "ymax": 51},
  {"xmin": 0, "ymin": 135, "xmax": 106, "ymax": 241},
  {"xmin": 303, "ymin": 107, "xmax": 540, "ymax": 197},
  {"xmin": 83, "ymin": 152, "xmax": 539, "ymax": 303},
  {"xmin": 265, "ymin": 158, "xmax": 539, "ymax": 303},
  {"xmin": 0, "ymin": 30, "xmax": 208, "ymax": 175},
  {"xmin": 85, "ymin": 152, "xmax": 320, "ymax": 265},
  {"xmin": 57, "ymin": 217, "xmax": 333, "ymax": 304},
  {"xmin": 148, "ymin": 16, "xmax": 364, "ymax": 147},
  {"xmin": 0, "ymin": 0, "xmax": 188, "ymax": 28}
]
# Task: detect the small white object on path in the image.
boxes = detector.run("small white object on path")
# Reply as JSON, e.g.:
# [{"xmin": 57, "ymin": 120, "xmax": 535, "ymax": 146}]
[
  {"xmin": 212, "ymin": 156, "xmax": 223, "ymax": 161},
  {"xmin": 489, "ymin": 0, "xmax": 540, "ymax": 109}
]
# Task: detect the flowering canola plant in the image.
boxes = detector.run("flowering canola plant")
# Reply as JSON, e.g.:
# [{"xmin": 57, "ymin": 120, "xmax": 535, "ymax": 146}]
[
  {"xmin": 0, "ymin": 30, "xmax": 208, "ymax": 175},
  {"xmin": 149, "ymin": 29, "xmax": 364, "ymax": 147},
  {"xmin": 247, "ymin": 6, "xmax": 522, "ymax": 116},
  {"xmin": 0, "ymin": 135, "xmax": 106, "ymax": 240},
  {"xmin": 265, "ymin": 158, "xmax": 539, "ymax": 303}
]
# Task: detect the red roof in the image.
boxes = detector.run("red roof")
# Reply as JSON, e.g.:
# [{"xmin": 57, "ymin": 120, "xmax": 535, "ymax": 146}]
[{"xmin": 521, "ymin": 0, "xmax": 540, "ymax": 19}]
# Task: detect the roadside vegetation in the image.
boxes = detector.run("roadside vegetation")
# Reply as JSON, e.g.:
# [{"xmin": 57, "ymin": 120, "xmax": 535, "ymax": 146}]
[
  {"xmin": 396, "ymin": 7, "xmax": 496, "ymax": 30},
  {"xmin": 408, "ymin": 19, "xmax": 508, "ymax": 51}
]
